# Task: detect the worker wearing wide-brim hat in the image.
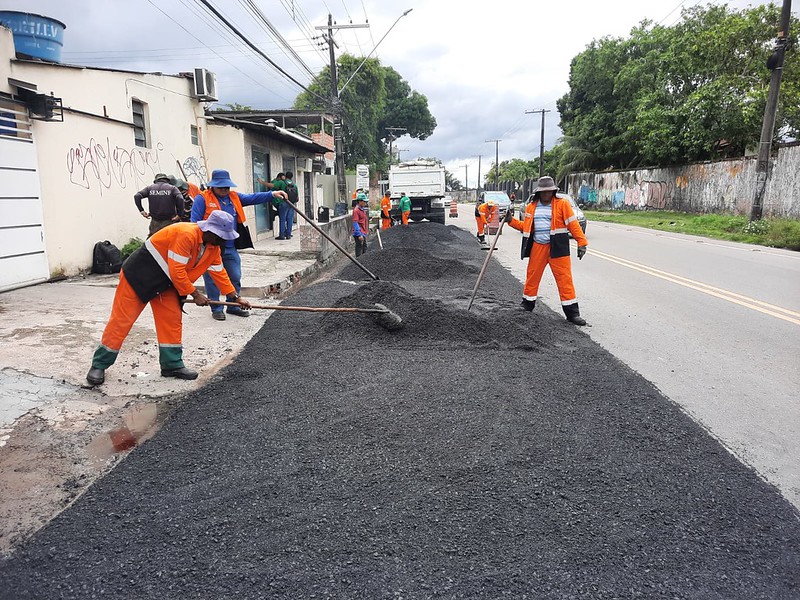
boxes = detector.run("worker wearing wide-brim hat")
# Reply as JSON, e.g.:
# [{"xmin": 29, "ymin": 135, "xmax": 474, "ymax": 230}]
[
  {"xmin": 505, "ymin": 176, "xmax": 589, "ymax": 325},
  {"xmin": 86, "ymin": 210, "xmax": 251, "ymax": 386},
  {"xmin": 475, "ymin": 198, "xmax": 497, "ymax": 244},
  {"xmin": 190, "ymin": 169, "xmax": 287, "ymax": 321}
]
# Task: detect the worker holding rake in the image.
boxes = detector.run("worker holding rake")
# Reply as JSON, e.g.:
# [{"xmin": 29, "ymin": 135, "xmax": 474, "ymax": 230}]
[{"xmin": 86, "ymin": 211, "xmax": 250, "ymax": 386}]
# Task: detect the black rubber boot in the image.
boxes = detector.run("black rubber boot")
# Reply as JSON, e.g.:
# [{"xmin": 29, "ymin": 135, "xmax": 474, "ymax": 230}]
[
  {"xmin": 86, "ymin": 367, "xmax": 105, "ymax": 386},
  {"xmin": 161, "ymin": 367, "xmax": 199, "ymax": 380},
  {"xmin": 520, "ymin": 299, "xmax": 536, "ymax": 312},
  {"xmin": 563, "ymin": 303, "xmax": 587, "ymax": 326},
  {"xmin": 477, "ymin": 234, "xmax": 486, "ymax": 244}
]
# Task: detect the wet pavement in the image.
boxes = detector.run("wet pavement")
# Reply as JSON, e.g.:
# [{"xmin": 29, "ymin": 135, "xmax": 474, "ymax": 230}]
[{"xmin": 1, "ymin": 222, "xmax": 798, "ymax": 599}]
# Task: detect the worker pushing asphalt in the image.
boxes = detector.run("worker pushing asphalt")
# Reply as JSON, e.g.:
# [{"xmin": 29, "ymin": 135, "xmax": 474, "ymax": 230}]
[{"xmin": 2, "ymin": 222, "xmax": 798, "ymax": 599}]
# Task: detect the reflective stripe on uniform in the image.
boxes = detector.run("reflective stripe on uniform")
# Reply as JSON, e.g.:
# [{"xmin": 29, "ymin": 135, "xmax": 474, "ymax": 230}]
[
  {"xmin": 167, "ymin": 250, "xmax": 190, "ymax": 264},
  {"xmin": 145, "ymin": 238, "xmax": 171, "ymax": 279},
  {"xmin": 207, "ymin": 263, "xmax": 224, "ymax": 272},
  {"xmin": 523, "ymin": 294, "xmax": 537, "ymax": 301},
  {"xmin": 561, "ymin": 297, "xmax": 578, "ymax": 306},
  {"xmin": 565, "ymin": 215, "xmax": 577, "ymax": 225},
  {"xmin": 551, "ymin": 227, "xmax": 569, "ymax": 234}
]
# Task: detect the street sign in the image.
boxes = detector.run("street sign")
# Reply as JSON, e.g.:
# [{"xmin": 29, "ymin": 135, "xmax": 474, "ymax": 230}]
[{"xmin": 356, "ymin": 164, "xmax": 369, "ymax": 190}]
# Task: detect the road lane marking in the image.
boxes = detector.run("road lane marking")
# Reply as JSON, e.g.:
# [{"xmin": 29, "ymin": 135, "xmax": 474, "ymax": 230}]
[{"xmin": 587, "ymin": 247, "xmax": 800, "ymax": 326}]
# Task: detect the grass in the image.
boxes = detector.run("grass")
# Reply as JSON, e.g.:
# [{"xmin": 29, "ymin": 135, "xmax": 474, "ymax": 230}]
[{"xmin": 584, "ymin": 210, "xmax": 800, "ymax": 251}]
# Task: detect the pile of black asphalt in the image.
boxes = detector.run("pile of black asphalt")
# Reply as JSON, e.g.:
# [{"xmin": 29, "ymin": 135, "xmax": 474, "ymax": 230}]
[{"xmin": 2, "ymin": 222, "xmax": 799, "ymax": 599}]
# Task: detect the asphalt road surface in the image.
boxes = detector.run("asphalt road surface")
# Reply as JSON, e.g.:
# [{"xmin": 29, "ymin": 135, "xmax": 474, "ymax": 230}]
[
  {"xmin": 1, "ymin": 222, "xmax": 798, "ymax": 599},
  {"xmin": 450, "ymin": 206, "xmax": 800, "ymax": 508}
]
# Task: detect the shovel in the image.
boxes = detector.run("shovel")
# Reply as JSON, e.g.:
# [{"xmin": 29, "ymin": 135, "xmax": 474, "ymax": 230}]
[
  {"xmin": 467, "ymin": 210, "xmax": 511, "ymax": 311},
  {"xmin": 187, "ymin": 300, "xmax": 404, "ymax": 331},
  {"xmin": 282, "ymin": 198, "xmax": 378, "ymax": 281}
]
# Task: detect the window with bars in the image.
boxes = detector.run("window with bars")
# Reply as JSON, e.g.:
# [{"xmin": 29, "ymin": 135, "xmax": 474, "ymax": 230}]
[
  {"xmin": 190, "ymin": 124, "xmax": 199, "ymax": 145},
  {"xmin": 132, "ymin": 100, "xmax": 147, "ymax": 148}
]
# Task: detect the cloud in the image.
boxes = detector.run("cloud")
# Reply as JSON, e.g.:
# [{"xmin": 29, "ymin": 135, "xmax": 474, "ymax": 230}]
[{"xmin": 4, "ymin": 0, "xmax": 775, "ymax": 177}]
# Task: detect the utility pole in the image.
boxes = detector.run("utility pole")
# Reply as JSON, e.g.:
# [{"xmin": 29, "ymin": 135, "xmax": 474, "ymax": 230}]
[
  {"xmin": 473, "ymin": 155, "xmax": 482, "ymax": 199},
  {"xmin": 750, "ymin": 0, "xmax": 792, "ymax": 221},
  {"xmin": 462, "ymin": 164, "xmax": 468, "ymax": 200},
  {"xmin": 316, "ymin": 14, "xmax": 369, "ymax": 207},
  {"xmin": 385, "ymin": 127, "xmax": 406, "ymax": 165},
  {"xmin": 485, "ymin": 139, "xmax": 501, "ymax": 188},
  {"xmin": 525, "ymin": 108, "xmax": 551, "ymax": 177}
]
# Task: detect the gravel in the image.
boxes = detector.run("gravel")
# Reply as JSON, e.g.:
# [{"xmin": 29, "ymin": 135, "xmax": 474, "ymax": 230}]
[{"xmin": 2, "ymin": 222, "xmax": 799, "ymax": 599}]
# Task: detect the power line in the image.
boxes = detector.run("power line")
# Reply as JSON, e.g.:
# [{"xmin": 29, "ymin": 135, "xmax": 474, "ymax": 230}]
[
  {"xmin": 240, "ymin": 0, "xmax": 316, "ymax": 78},
  {"xmin": 194, "ymin": 0, "xmax": 327, "ymax": 104}
]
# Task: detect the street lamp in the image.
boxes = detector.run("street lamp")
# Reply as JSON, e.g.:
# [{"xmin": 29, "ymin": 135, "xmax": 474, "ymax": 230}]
[{"xmin": 339, "ymin": 9, "xmax": 413, "ymax": 95}]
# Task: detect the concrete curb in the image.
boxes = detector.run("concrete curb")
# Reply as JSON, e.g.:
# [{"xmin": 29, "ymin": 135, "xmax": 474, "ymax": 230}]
[{"xmin": 196, "ymin": 259, "xmax": 325, "ymax": 299}]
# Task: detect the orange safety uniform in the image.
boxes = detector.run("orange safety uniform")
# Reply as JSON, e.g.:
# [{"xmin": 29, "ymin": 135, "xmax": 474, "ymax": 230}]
[
  {"xmin": 91, "ymin": 223, "xmax": 236, "ymax": 371},
  {"xmin": 380, "ymin": 195, "xmax": 392, "ymax": 230},
  {"xmin": 508, "ymin": 196, "xmax": 587, "ymax": 308},
  {"xmin": 187, "ymin": 182, "xmax": 201, "ymax": 199},
  {"xmin": 475, "ymin": 202, "xmax": 497, "ymax": 236}
]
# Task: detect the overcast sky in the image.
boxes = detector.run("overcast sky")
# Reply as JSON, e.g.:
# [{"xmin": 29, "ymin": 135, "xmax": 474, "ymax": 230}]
[{"xmin": 3, "ymin": 0, "xmax": 784, "ymax": 186}]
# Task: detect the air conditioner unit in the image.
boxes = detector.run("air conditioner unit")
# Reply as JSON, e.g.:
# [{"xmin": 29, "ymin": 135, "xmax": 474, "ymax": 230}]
[
  {"xmin": 300, "ymin": 158, "xmax": 313, "ymax": 171},
  {"xmin": 312, "ymin": 158, "xmax": 326, "ymax": 173},
  {"xmin": 193, "ymin": 68, "xmax": 218, "ymax": 102}
]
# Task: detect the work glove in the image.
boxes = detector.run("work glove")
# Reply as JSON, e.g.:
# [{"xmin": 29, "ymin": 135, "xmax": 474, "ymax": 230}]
[
  {"xmin": 577, "ymin": 245, "xmax": 587, "ymax": 260},
  {"xmin": 504, "ymin": 209, "xmax": 514, "ymax": 223}
]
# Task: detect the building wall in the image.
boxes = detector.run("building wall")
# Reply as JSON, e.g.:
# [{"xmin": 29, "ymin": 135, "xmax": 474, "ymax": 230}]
[
  {"xmin": 1, "ymin": 33, "xmax": 208, "ymax": 275},
  {"xmin": 566, "ymin": 148, "xmax": 800, "ymax": 218}
]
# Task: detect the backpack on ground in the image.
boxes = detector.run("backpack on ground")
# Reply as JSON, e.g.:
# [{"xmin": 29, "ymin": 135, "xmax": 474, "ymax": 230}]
[{"xmin": 92, "ymin": 241, "xmax": 122, "ymax": 274}]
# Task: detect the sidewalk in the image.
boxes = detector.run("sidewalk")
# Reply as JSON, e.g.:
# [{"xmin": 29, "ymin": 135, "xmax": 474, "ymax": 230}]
[{"xmin": 0, "ymin": 228, "xmax": 323, "ymax": 421}]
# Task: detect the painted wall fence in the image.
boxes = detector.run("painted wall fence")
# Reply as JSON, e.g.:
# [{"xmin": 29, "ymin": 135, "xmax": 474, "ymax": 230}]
[{"xmin": 566, "ymin": 145, "xmax": 800, "ymax": 218}]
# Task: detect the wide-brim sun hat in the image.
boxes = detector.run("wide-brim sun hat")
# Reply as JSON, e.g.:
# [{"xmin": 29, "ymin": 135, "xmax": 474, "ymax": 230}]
[
  {"xmin": 153, "ymin": 173, "xmax": 170, "ymax": 183},
  {"xmin": 207, "ymin": 169, "xmax": 237, "ymax": 188},
  {"xmin": 532, "ymin": 176, "xmax": 559, "ymax": 196},
  {"xmin": 197, "ymin": 209, "xmax": 239, "ymax": 240}
]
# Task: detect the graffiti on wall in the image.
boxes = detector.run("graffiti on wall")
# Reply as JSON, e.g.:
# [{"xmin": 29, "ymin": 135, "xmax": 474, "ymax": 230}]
[
  {"xmin": 181, "ymin": 156, "xmax": 207, "ymax": 185},
  {"xmin": 579, "ymin": 179, "xmax": 678, "ymax": 210},
  {"xmin": 66, "ymin": 137, "xmax": 163, "ymax": 195}
]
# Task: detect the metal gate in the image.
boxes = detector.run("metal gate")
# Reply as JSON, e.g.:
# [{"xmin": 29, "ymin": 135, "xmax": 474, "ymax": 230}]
[{"xmin": 0, "ymin": 99, "xmax": 49, "ymax": 292}]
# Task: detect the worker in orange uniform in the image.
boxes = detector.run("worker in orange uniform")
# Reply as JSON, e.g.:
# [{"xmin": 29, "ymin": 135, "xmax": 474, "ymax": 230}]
[
  {"xmin": 474, "ymin": 199, "xmax": 497, "ymax": 244},
  {"xmin": 506, "ymin": 176, "xmax": 589, "ymax": 325},
  {"xmin": 86, "ymin": 210, "xmax": 251, "ymax": 386},
  {"xmin": 380, "ymin": 192, "xmax": 392, "ymax": 230}
]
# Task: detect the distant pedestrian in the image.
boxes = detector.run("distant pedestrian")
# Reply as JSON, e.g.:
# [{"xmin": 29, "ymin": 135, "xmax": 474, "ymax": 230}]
[
  {"xmin": 399, "ymin": 192, "xmax": 411, "ymax": 227},
  {"xmin": 134, "ymin": 173, "xmax": 184, "ymax": 237},
  {"xmin": 380, "ymin": 192, "xmax": 392, "ymax": 230},
  {"xmin": 282, "ymin": 171, "xmax": 299, "ymax": 239},
  {"xmin": 474, "ymin": 199, "xmax": 497, "ymax": 244},
  {"xmin": 86, "ymin": 211, "xmax": 251, "ymax": 386},
  {"xmin": 506, "ymin": 176, "xmax": 589, "ymax": 325},
  {"xmin": 352, "ymin": 195, "xmax": 369, "ymax": 257},
  {"xmin": 191, "ymin": 169, "xmax": 287, "ymax": 321},
  {"xmin": 270, "ymin": 173, "xmax": 292, "ymax": 239}
]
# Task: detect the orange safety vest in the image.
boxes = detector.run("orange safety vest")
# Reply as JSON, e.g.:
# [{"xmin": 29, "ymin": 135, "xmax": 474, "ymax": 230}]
[
  {"xmin": 509, "ymin": 196, "xmax": 587, "ymax": 259},
  {"xmin": 478, "ymin": 203, "xmax": 497, "ymax": 222},
  {"xmin": 200, "ymin": 189, "xmax": 248, "ymax": 225},
  {"xmin": 380, "ymin": 195, "xmax": 391, "ymax": 216},
  {"xmin": 187, "ymin": 182, "xmax": 202, "ymax": 199},
  {"xmin": 145, "ymin": 222, "xmax": 235, "ymax": 297}
]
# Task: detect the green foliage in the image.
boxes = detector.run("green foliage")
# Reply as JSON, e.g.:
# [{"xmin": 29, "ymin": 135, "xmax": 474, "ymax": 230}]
[
  {"xmin": 557, "ymin": 3, "xmax": 800, "ymax": 172},
  {"xmin": 216, "ymin": 103, "xmax": 253, "ymax": 112},
  {"xmin": 294, "ymin": 55, "xmax": 436, "ymax": 171},
  {"xmin": 584, "ymin": 210, "xmax": 800, "ymax": 250},
  {"xmin": 120, "ymin": 237, "xmax": 144, "ymax": 260}
]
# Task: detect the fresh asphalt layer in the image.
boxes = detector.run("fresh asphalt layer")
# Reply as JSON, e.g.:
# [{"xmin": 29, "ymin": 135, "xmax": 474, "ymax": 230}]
[{"xmin": 1, "ymin": 223, "xmax": 799, "ymax": 599}]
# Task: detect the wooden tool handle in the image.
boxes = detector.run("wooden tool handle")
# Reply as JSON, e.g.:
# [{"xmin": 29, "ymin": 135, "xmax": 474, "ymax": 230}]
[{"xmin": 186, "ymin": 299, "xmax": 388, "ymax": 314}]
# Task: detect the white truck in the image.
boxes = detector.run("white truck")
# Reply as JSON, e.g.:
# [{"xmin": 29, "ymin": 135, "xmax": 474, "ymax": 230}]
[{"xmin": 388, "ymin": 161, "xmax": 447, "ymax": 224}]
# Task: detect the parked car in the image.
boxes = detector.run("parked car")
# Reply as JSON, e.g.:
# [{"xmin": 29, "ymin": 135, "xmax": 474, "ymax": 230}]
[{"xmin": 517, "ymin": 192, "xmax": 587, "ymax": 234}]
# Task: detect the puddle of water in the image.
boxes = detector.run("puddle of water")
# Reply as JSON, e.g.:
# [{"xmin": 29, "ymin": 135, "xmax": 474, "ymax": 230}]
[{"xmin": 86, "ymin": 402, "xmax": 165, "ymax": 461}]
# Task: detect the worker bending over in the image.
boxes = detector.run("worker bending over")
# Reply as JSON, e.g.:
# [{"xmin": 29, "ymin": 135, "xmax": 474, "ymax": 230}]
[
  {"xmin": 475, "ymin": 199, "xmax": 497, "ymax": 244},
  {"xmin": 86, "ymin": 210, "xmax": 250, "ymax": 386},
  {"xmin": 506, "ymin": 176, "xmax": 589, "ymax": 325}
]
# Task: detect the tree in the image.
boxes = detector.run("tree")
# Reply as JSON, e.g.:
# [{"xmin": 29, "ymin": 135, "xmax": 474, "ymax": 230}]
[
  {"xmin": 294, "ymin": 55, "xmax": 436, "ymax": 171},
  {"xmin": 557, "ymin": 3, "xmax": 800, "ymax": 170}
]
